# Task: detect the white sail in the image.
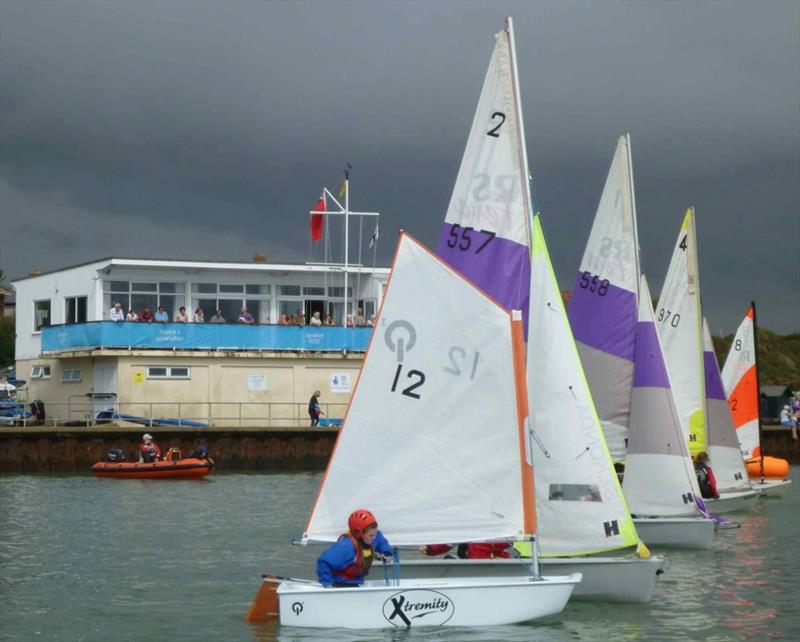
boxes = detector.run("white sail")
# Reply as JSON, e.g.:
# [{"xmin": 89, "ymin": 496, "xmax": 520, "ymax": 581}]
[
  {"xmin": 567, "ymin": 135, "xmax": 640, "ymax": 461},
  {"xmin": 656, "ymin": 208, "xmax": 706, "ymax": 456},
  {"xmin": 702, "ymin": 318, "xmax": 751, "ymax": 490},
  {"xmin": 527, "ymin": 215, "xmax": 639, "ymax": 555},
  {"xmin": 623, "ymin": 275, "xmax": 702, "ymax": 516},
  {"xmin": 721, "ymin": 305, "xmax": 760, "ymax": 459},
  {"xmin": 436, "ymin": 21, "xmax": 533, "ymax": 332},
  {"xmin": 303, "ymin": 233, "xmax": 533, "ymax": 546}
]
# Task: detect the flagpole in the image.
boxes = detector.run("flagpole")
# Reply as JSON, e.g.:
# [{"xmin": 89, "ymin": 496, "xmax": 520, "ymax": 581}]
[{"xmin": 343, "ymin": 166, "xmax": 350, "ymax": 328}]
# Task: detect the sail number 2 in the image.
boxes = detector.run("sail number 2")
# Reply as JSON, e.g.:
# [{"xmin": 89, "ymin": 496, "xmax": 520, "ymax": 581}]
[{"xmin": 487, "ymin": 111, "xmax": 506, "ymax": 137}]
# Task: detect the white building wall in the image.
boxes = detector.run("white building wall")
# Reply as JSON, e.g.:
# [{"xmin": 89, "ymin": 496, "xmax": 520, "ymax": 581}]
[{"xmin": 12, "ymin": 260, "xmax": 108, "ymax": 360}]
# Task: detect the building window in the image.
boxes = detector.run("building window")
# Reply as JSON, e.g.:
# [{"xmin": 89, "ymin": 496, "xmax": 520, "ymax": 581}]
[
  {"xmin": 34, "ymin": 300, "xmax": 51, "ymax": 331},
  {"xmin": 103, "ymin": 281, "xmax": 185, "ymax": 320},
  {"xmin": 65, "ymin": 296, "xmax": 88, "ymax": 324},
  {"xmin": 147, "ymin": 366, "xmax": 190, "ymax": 379},
  {"xmin": 278, "ymin": 285, "xmax": 301, "ymax": 296},
  {"xmin": 61, "ymin": 369, "xmax": 83, "ymax": 383},
  {"xmin": 31, "ymin": 365, "xmax": 52, "ymax": 379},
  {"xmin": 220, "ymin": 284, "xmax": 244, "ymax": 294}
]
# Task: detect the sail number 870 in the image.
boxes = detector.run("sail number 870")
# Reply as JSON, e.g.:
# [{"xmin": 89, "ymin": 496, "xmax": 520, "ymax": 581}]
[{"xmin": 657, "ymin": 308, "xmax": 681, "ymax": 328}]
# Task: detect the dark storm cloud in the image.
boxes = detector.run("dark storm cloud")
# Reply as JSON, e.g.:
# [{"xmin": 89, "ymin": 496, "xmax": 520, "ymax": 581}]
[{"xmin": 1, "ymin": 0, "xmax": 798, "ymax": 332}]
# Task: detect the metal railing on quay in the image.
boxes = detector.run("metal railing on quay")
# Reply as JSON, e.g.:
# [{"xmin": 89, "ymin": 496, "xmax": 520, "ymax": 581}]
[{"xmin": 1, "ymin": 400, "xmax": 349, "ymax": 430}]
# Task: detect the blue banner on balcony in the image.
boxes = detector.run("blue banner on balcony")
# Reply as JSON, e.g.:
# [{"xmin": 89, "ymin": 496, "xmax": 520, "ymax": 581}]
[{"xmin": 42, "ymin": 322, "xmax": 373, "ymax": 353}]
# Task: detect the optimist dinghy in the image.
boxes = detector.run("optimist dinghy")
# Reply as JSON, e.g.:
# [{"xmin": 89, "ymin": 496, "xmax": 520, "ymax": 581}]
[{"xmin": 246, "ymin": 232, "xmax": 580, "ymax": 628}]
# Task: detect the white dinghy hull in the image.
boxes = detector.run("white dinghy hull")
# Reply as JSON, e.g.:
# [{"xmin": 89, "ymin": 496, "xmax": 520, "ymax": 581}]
[
  {"xmin": 632, "ymin": 517, "xmax": 716, "ymax": 550},
  {"xmin": 706, "ymin": 488, "xmax": 761, "ymax": 514},
  {"xmin": 276, "ymin": 574, "xmax": 581, "ymax": 629},
  {"xmin": 387, "ymin": 556, "xmax": 664, "ymax": 603},
  {"xmin": 750, "ymin": 478, "xmax": 792, "ymax": 498}
]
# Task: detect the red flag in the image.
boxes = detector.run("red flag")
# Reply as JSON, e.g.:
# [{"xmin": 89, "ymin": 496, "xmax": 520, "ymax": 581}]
[{"xmin": 310, "ymin": 192, "xmax": 326, "ymax": 242}]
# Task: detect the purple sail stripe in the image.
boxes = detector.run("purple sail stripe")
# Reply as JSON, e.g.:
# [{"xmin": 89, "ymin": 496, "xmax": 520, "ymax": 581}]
[
  {"xmin": 703, "ymin": 351, "xmax": 727, "ymax": 400},
  {"xmin": 568, "ymin": 277, "xmax": 637, "ymax": 361},
  {"xmin": 633, "ymin": 321, "xmax": 671, "ymax": 389},
  {"xmin": 437, "ymin": 223, "xmax": 531, "ymax": 335}
]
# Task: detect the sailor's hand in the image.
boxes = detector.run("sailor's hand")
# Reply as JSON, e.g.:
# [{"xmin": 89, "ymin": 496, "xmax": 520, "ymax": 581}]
[{"xmin": 417, "ymin": 545, "xmax": 427, "ymax": 554}]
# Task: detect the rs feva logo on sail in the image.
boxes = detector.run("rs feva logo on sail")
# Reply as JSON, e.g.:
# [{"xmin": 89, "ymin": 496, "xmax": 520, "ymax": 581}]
[{"xmin": 382, "ymin": 589, "xmax": 455, "ymax": 627}]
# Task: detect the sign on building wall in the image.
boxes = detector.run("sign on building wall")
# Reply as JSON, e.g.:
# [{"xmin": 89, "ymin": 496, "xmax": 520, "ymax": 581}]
[
  {"xmin": 248, "ymin": 375, "xmax": 268, "ymax": 391},
  {"xmin": 133, "ymin": 372, "xmax": 145, "ymax": 384},
  {"xmin": 330, "ymin": 373, "xmax": 352, "ymax": 393}
]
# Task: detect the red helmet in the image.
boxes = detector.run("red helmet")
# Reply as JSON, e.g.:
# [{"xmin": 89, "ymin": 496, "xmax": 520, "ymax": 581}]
[{"xmin": 348, "ymin": 509, "xmax": 377, "ymax": 538}]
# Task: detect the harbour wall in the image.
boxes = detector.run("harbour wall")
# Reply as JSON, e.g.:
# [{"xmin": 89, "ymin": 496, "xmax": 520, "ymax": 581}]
[
  {"xmin": 0, "ymin": 426, "xmax": 340, "ymax": 472},
  {"xmin": 0, "ymin": 426, "xmax": 798, "ymax": 473}
]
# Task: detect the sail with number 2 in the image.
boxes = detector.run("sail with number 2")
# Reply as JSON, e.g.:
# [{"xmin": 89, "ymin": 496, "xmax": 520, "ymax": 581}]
[{"xmin": 436, "ymin": 19, "xmax": 533, "ymax": 334}]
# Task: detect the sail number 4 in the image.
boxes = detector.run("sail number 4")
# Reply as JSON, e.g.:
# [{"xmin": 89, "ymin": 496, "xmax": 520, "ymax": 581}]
[
  {"xmin": 446, "ymin": 224, "xmax": 496, "ymax": 253},
  {"xmin": 579, "ymin": 271, "xmax": 609, "ymax": 296}
]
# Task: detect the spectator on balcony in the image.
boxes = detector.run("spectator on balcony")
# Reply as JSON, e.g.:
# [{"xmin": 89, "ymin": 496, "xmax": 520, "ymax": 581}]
[
  {"xmin": 175, "ymin": 306, "xmax": 189, "ymax": 323},
  {"xmin": 126, "ymin": 309, "xmax": 139, "ymax": 322},
  {"xmin": 346, "ymin": 314, "xmax": 355, "ymax": 327},
  {"xmin": 278, "ymin": 313, "xmax": 291, "ymax": 325},
  {"xmin": 109, "ymin": 302, "xmax": 125, "ymax": 321},
  {"xmin": 324, "ymin": 314, "xmax": 335, "ymax": 326},
  {"xmin": 292, "ymin": 309, "xmax": 305, "ymax": 326},
  {"xmin": 238, "ymin": 307, "xmax": 255, "ymax": 324},
  {"xmin": 310, "ymin": 311, "xmax": 323, "ymax": 327},
  {"xmin": 139, "ymin": 306, "xmax": 153, "ymax": 323},
  {"xmin": 210, "ymin": 309, "xmax": 225, "ymax": 323},
  {"xmin": 354, "ymin": 307, "xmax": 366, "ymax": 327},
  {"xmin": 367, "ymin": 314, "xmax": 377, "ymax": 327},
  {"xmin": 193, "ymin": 307, "xmax": 205, "ymax": 323},
  {"xmin": 154, "ymin": 305, "xmax": 169, "ymax": 323}
]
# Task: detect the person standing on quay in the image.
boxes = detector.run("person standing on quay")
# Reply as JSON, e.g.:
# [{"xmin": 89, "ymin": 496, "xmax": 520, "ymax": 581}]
[{"xmin": 308, "ymin": 390, "xmax": 324, "ymax": 427}]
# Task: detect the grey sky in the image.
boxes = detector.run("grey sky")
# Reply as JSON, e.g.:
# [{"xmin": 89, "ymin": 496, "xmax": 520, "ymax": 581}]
[{"xmin": 1, "ymin": 0, "xmax": 798, "ymax": 333}]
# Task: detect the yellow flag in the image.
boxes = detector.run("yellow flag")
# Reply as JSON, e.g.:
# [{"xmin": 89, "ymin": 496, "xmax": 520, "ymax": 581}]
[{"xmin": 338, "ymin": 180, "xmax": 347, "ymax": 198}]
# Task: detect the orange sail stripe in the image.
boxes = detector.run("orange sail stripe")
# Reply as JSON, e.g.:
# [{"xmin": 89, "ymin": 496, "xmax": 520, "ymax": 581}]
[
  {"xmin": 728, "ymin": 365, "xmax": 758, "ymax": 428},
  {"xmin": 511, "ymin": 314, "xmax": 536, "ymax": 536}
]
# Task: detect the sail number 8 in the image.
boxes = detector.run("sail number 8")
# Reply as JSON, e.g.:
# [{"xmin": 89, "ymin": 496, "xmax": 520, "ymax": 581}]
[{"xmin": 579, "ymin": 271, "xmax": 609, "ymax": 296}]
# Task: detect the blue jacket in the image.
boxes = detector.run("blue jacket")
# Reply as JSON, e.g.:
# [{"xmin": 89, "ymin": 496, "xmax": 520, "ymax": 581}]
[{"xmin": 316, "ymin": 530, "xmax": 393, "ymax": 587}]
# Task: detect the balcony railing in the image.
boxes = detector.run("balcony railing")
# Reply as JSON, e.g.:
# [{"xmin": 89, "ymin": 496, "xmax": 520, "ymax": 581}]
[{"xmin": 42, "ymin": 321, "xmax": 373, "ymax": 353}]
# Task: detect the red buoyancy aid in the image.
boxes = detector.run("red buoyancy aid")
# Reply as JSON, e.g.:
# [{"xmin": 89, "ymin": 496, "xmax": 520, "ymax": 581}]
[
  {"xmin": 336, "ymin": 533, "xmax": 374, "ymax": 581},
  {"xmin": 467, "ymin": 542, "xmax": 510, "ymax": 559}
]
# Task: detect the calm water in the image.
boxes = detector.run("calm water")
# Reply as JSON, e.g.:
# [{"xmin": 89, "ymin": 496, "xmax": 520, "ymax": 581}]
[{"xmin": 1, "ymin": 468, "xmax": 798, "ymax": 642}]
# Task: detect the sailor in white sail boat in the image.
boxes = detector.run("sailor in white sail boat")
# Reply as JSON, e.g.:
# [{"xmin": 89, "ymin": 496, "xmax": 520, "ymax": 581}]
[{"xmin": 316, "ymin": 509, "xmax": 395, "ymax": 588}]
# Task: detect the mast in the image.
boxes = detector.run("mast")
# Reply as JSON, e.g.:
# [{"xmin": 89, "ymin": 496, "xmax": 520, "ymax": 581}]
[
  {"xmin": 626, "ymin": 133, "xmax": 641, "ymax": 302},
  {"xmin": 505, "ymin": 17, "xmax": 534, "ymax": 248},
  {"xmin": 689, "ymin": 207, "xmax": 709, "ymax": 452},
  {"xmin": 343, "ymin": 166, "xmax": 350, "ymax": 327},
  {"xmin": 751, "ymin": 300, "xmax": 765, "ymax": 480}
]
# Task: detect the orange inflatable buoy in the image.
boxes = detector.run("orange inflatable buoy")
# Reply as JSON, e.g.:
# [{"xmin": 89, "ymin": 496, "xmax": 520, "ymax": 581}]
[{"xmin": 746, "ymin": 455, "xmax": 790, "ymax": 479}]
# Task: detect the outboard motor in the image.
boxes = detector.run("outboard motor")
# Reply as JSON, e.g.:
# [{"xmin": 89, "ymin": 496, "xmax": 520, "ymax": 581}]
[
  {"xmin": 189, "ymin": 446, "xmax": 209, "ymax": 460},
  {"xmin": 107, "ymin": 448, "xmax": 126, "ymax": 462}
]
